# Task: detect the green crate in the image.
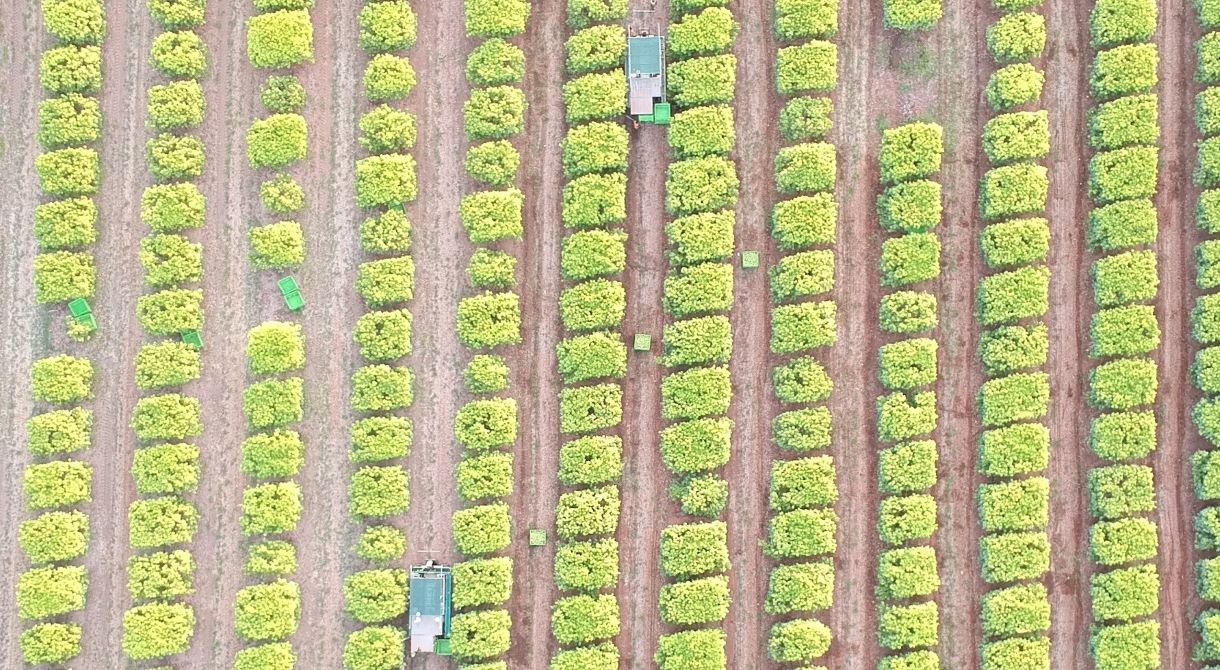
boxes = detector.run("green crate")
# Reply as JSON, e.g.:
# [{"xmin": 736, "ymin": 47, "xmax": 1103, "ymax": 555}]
[
  {"xmin": 529, "ymin": 529, "xmax": 547, "ymax": 547},
  {"xmin": 633, "ymin": 333, "xmax": 652, "ymax": 352},
  {"xmin": 742, "ymin": 250, "xmax": 760, "ymax": 269}
]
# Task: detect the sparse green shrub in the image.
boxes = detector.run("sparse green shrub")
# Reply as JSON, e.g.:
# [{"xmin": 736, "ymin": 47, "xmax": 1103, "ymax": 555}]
[
  {"xmin": 128, "ymin": 496, "xmax": 198, "ymax": 548},
  {"xmin": 564, "ymin": 122, "xmax": 628, "ymax": 177},
  {"xmin": 122, "ymin": 602, "xmax": 195, "ymax": 660},
  {"xmin": 879, "ymin": 338, "xmax": 937, "ymax": 391},
  {"xmin": 460, "ymin": 189, "xmax": 523, "ymax": 242},
  {"xmin": 241, "ymin": 482, "xmax": 302, "ymax": 535},
  {"xmin": 877, "ymin": 546, "xmax": 940, "ymax": 599},
  {"xmin": 455, "ymin": 398, "xmax": 518, "ymax": 450},
  {"xmin": 880, "ymin": 122, "xmax": 942, "ymax": 184},
  {"xmin": 773, "ymin": 407, "xmax": 832, "ymax": 452},
  {"xmin": 979, "ymin": 163, "xmax": 1049, "ymax": 221},
  {"xmin": 563, "ymin": 172, "xmax": 627, "ymax": 228},
  {"xmin": 260, "ymin": 75, "xmax": 305, "ymax": 113},
  {"xmin": 40, "ymin": 45, "xmax": 102, "ymax": 94},
  {"xmin": 131, "ymin": 393, "xmax": 201, "ymax": 441},
  {"xmin": 772, "ymin": 301, "xmax": 837, "ymax": 354},
  {"xmin": 661, "ymin": 417, "xmax": 732, "ymax": 474},
  {"xmin": 879, "ymin": 493, "xmax": 937, "ymax": 544},
  {"xmin": 773, "ymin": 356, "xmax": 832, "ymax": 404},
  {"xmin": 358, "ymin": 0, "xmax": 416, "ymax": 52},
  {"xmin": 243, "ymin": 377, "xmax": 304, "ymax": 429},
  {"xmin": 560, "ymin": 279, "xmax": 625, "ymax": 332},
  {"xmin": 986, "ymin": 12, "xmax": 1046, "ymax": 63},
  {"xmin": 242, "ymin": 429, "xmax": 305, "ymax": 478},
  {"xmin": 132, "ymin": 442, "xmax": 200, "ymax": 493},
  {"xmin": 660, "ymin": 522, "xmax": 729, "ymax": 577},
  {"xmin": 565, "ymin": 24, "xmax": 625, "ymax": 74},
  {"xmin": 235, "ymin": 580, "xmax": 300, "ymax": 642},
  {"xmin": 878, "ymin": 180, "xmax": 942, "ymax": 233},
  {"xmin": 465, "ymin": 140, "xmax": 518, "ymax": 186},
  {"xmin": 877, "ymin": 391, "xmax": 937, "ymax": 442},
  {"xmin": 360, "ymin": 209, "xmax": 410, "ymax": 253},
  {"xmin": 453, "ymin": 504, "xmax": 511, "ymax": 555},
  {"xmin": 37, "ymin": 147, "xmax": 99, "ymax": 196},
  {"xmin": 39, "ymin": 93, "xmax": 101, "ymax": 147},
  {"xmin": 467, "ymin": 38, "xmax": 525, "ymax": 85},
  {"xmin": 555, "ymin": 539, "xmax": 619, "ymax": 592},
  {"xmin": 776, "ymin": 41, "xmax": 838, "ymax": 94},
  {"xmin": 142, "ymin": 183, "xmax": 205, "ymax": 232}
]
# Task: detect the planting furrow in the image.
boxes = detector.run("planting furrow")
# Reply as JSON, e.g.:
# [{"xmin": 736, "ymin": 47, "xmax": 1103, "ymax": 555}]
[
  {"xmin": 1081, "ymin": 0, "xmax": 1166, "ymax": 666},
  {"xmin": 447, "ymin": 0, "xmax": 532, "ymax": 666},
  {"xmin": 972, "ymin": 0, "xmax": 1057, "ymax": 666},
  {"xmin": 17, "ymin": 0, "xmax": 108, "ymax": 664},
  {"xmin": 872, "ymin": 120, "xmax": 945, "ymax": 668},
  {"xmin": 336, "ymin": 0, "xmax": 419, "ymax": 668},
  {"xmin": 757, "ymin": 0, "xmax": 841, "ymax": 668},
  {"xmin": 546, "ymin": 0, "xmax": 634, "ymax": 667},
  {"xmin": 230, "ymin": 0, "xmax": 317, "ymax": 664}
]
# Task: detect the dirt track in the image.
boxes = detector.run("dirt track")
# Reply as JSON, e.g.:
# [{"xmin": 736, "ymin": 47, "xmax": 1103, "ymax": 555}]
[
  {"xmin": 0, "ymin": 3, "xmax": 44, "ymax": 667},
  {"xmin": 618, "ymin": 114, "xmax": 670, "ymax": 670},
  {"xmin": 80, "ymin": 0, "xmax": 152, "ymax": 662},
  {"xmin": 933, "ymin": 0, "xmax": 986, "ymax": 665},
  {"xmin": 830, "ymin": 0, "xmax": 882, "ymax": 665},
  {"xmin": 1043, "ymin": 0, "xmax": 1091, "ymax": 664},
  {"xmin": 188, "ymin": 0, "xmax": 261, "ymax": 662},
  {"xmin": 1153, "ymin": 0, "xmax": 1199, "ymax": 662},
  {"xmin": 509, "ymin": 0, "xmax": 566, "ymax": 666},
  {"xmin": 724, "ymin": 0, "xmax": 779, "ymax": 666},
  {"xmin": 401, "ymin": 1, "xmax": 472, "ymax": 668}
]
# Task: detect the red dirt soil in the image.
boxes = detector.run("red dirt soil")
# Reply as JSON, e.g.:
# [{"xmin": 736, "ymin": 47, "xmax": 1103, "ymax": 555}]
[
  {"xmin": 1043, "ymin": 0, "xmax": 1092, "ymax": 665},
  {"xmin": 723, "ymin": 0, "xmax": 781, "ymax": 667},
  {"xmin": 1152, "ymin": 0, "xmax": 1201, "ymax": 663},
  {"xmin": 0, "ymin": 3, "xmax": 48, "ymax": 668},
  {"xmin": 506, "ymin": 0, "xmax": 566, "ymax": 667},
  {"xmin": 400, "ymin": 0, "xmax": 471, "ymax": 668},
  {"xmin": 828, "ymin": 0, "xmax": 884, "ymax": 665}
]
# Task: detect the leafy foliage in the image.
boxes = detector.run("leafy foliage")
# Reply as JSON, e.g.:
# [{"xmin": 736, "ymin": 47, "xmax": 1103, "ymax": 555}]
[
  {"xmin": 34, "ymin": 197, "xmax": 97, "ymax": 250},
  {"xmin": 655, "ymin": 629, "xmax": 726, "ymax": 670},
  {"xmin": 878, "ymin": 601, "xmax": 939, "ymax": 651},
  {"xmin": 235, "ymin": 580, "xmax": 300, "ymax": 642},
  {"xmin": 1091, "ymin": 44, "xmax": 1159, "ymax": 99},
  {"xmin": 777, "ymin": 41, "xmax": 838, "ymax": 94},
  {"xmin": 242, "ymin": 429, "xmax": 304, "ymax": 478},
  {"xmin": 555, "ymin": 538, "xmax": 619, "ymax": 592},
  {"xmin": 765, "ymin": 560, "xmax": 834, "ymax": 614},
  {"xmin": 667, "ymin": 54, "xmax": 737, "ymax": 107},
  {"xmin": 465, "ymin": 0, "xmax": 530, "ymax": 37},
  {"xmin": 879, "ymin": 180, "xmax": 942, "ymax": 233},
  {"xmin": 39, "ymin": 93, "xmax": 101, "ymax": 147},
  {"xmin": 977, "ymin": 266, "xmax": 1050, "ymax": 326},
  {"xmin": 453, "ymin": 557, "xmax": 513, "ymax": 609},
  {"xmin": 350, "ymin": 466, "xmax": 409, "ymax": 518},
  {"xmin": 1090, "ymin": 0, "xmax": 1157, "ymax": 47},
  {"xmin": 877, "ymin": 391, "xmax": 938, "ymax": 442},
  {"xmin": 132, "ymin": 393, "xmax": 201, "ymax": 441},
  {"xmin": 661, "ymin": 522, "xmax": 730, "ymax": 577},
  {"xmin": 128, "ymin": 495, "xmax": 198, "ymax": 548},
  {"xmin": 151, "ymin": 30, "xmax": 207, "ymax": 78},
  {"xmin": 343, "ymin": 626, "xmax": 404, "ymax": 670},
  {"xmin": 879, "ymin": 439, "xmax": 938, "ymax": 494},
  {"xmin": 122, "ymin": 603, "xmax": 195, "ymax": 660},
  {"xmin": 773, "ymin": 194, "xmax": 837, "ymax": 249},
  {"xmin": 132, "ymin": 442, "xmax": 200, "ymax": 493},
  {"xmin": 767, "ymin": 508, "xmax": 838, "ymax": 558},
  {"xmin": 356, "ymin": 154, "xmax": 417, "ymax": 208},
  {"xmin": 20, "ymin": 510, "xmax": 89, "ymax": 564},
  {"xmin": 457, "ymin": 292, "xmax": 521, "ymax": 348},
  {"xmin": 358, "ymin": 0, "xmax": 416, "ymax": 52},
  {"xmin": 467, "ymin": 38, "xmax": 525, "ymax": 85},
  {"xmin": 37, "ymin": 147, "xmax": 99, "ymax": 196},
  {"xmin": 142, "ymin": 183, "xmax": 205, "ymax": 232},
  {"xmin": 344, "ymin": 569, "xmax": 407, "ymax": 623},
  {"xmin": 241, "ymin": 482, "xmax": 302, "ymax": 535},
  {"xmin": 40, "ymin": 45, "xmax": 102, "ymax": 94},
  {"xmin": 560, "ymin": 383, "xmax": 623, "ymax": 434},
  {"xmin": 560, "ymin": 279, "xmax": 625, "ymax": 332},
  {"xmin": 261, "ymin": 75, "xmax": 305, "ymax": 113},
  {"xmin": 247, "ymin": 10, "xmax": 314, "ymax": 68},
  {"xmin": 986, "ymin": 63, "xmax": 1045, "ymax": 111},
  {"xmin": 986, "ymin": 12, "xmax": 1046, "ymax": 63},
  {"xmin": 243, "ymin": 377, "xmax": 304, "ymax": 429}
]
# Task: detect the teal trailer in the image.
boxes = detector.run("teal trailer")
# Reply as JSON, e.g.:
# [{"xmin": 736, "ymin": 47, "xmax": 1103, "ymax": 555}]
[{"xmin": 408, "ymin": 562, "xmax": 453, "ymax": 657}]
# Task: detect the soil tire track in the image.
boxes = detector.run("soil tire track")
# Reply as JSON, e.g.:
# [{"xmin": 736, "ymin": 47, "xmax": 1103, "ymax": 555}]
[
  {"xmin": 725, "ymin": 0, "xmax": 779, "ymax": 666},
  {"xmin": 1044, "ymin": 0, "xmax": 1094, "ymax": 663},
  {"xmin": 1153, "ymin": 0, "xmax": 1200, "ymax": 661},
  {"xmin": 509, "ymin": 0, "xmax": 566, "ymax": 667},
  {"xmin": 829, "ymin": 0, "xmax": 882, "ymax": 665},
  {"xmin": 0, "ymin": 3, "xmax": 46, "ymax": 667},
  {"xmin": 402, "ymin": 2, "xmax": 469, "ymax": 667},
  {"xmin": 83, "ymin": 0, "xmax": 154, "ymax": 662}
]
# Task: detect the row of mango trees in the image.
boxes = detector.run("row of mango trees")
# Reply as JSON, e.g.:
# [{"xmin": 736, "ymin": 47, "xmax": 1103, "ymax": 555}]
[
  {"xmin": 447, "ymin": 0, "xmax": 532, "ymax": 666},
  {"xmin": 761, "ymin": 0, "xmax": 844, "ymax": 666},
  {"xmin": 547, "ymin": 0, "xmax": 634, "ymax": 667},
  {"xmin": 19, "ymin": 0, "xmax": 108, "ymax": 662},
  {"xmin": 231, "ymin": 0, "xmax": 318, "ymax": 665},
  {"xmin": 1193, "ymin": 0, "xmax": 1220, "ymax": 663},
  {"xmin": 1082, "ymin": 0, "xmax": 1165, "ymax": 667},
  {"xmin": 339, "ymin": 0, "xmax": 421, "ymax": 668},
  {"xmin": 972, "ymin": 0, "xmax": 1056, "ymax": 666},
  {"xmin": 654, "ymin": 1, "xmax": 741, "ymax": 668}
]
